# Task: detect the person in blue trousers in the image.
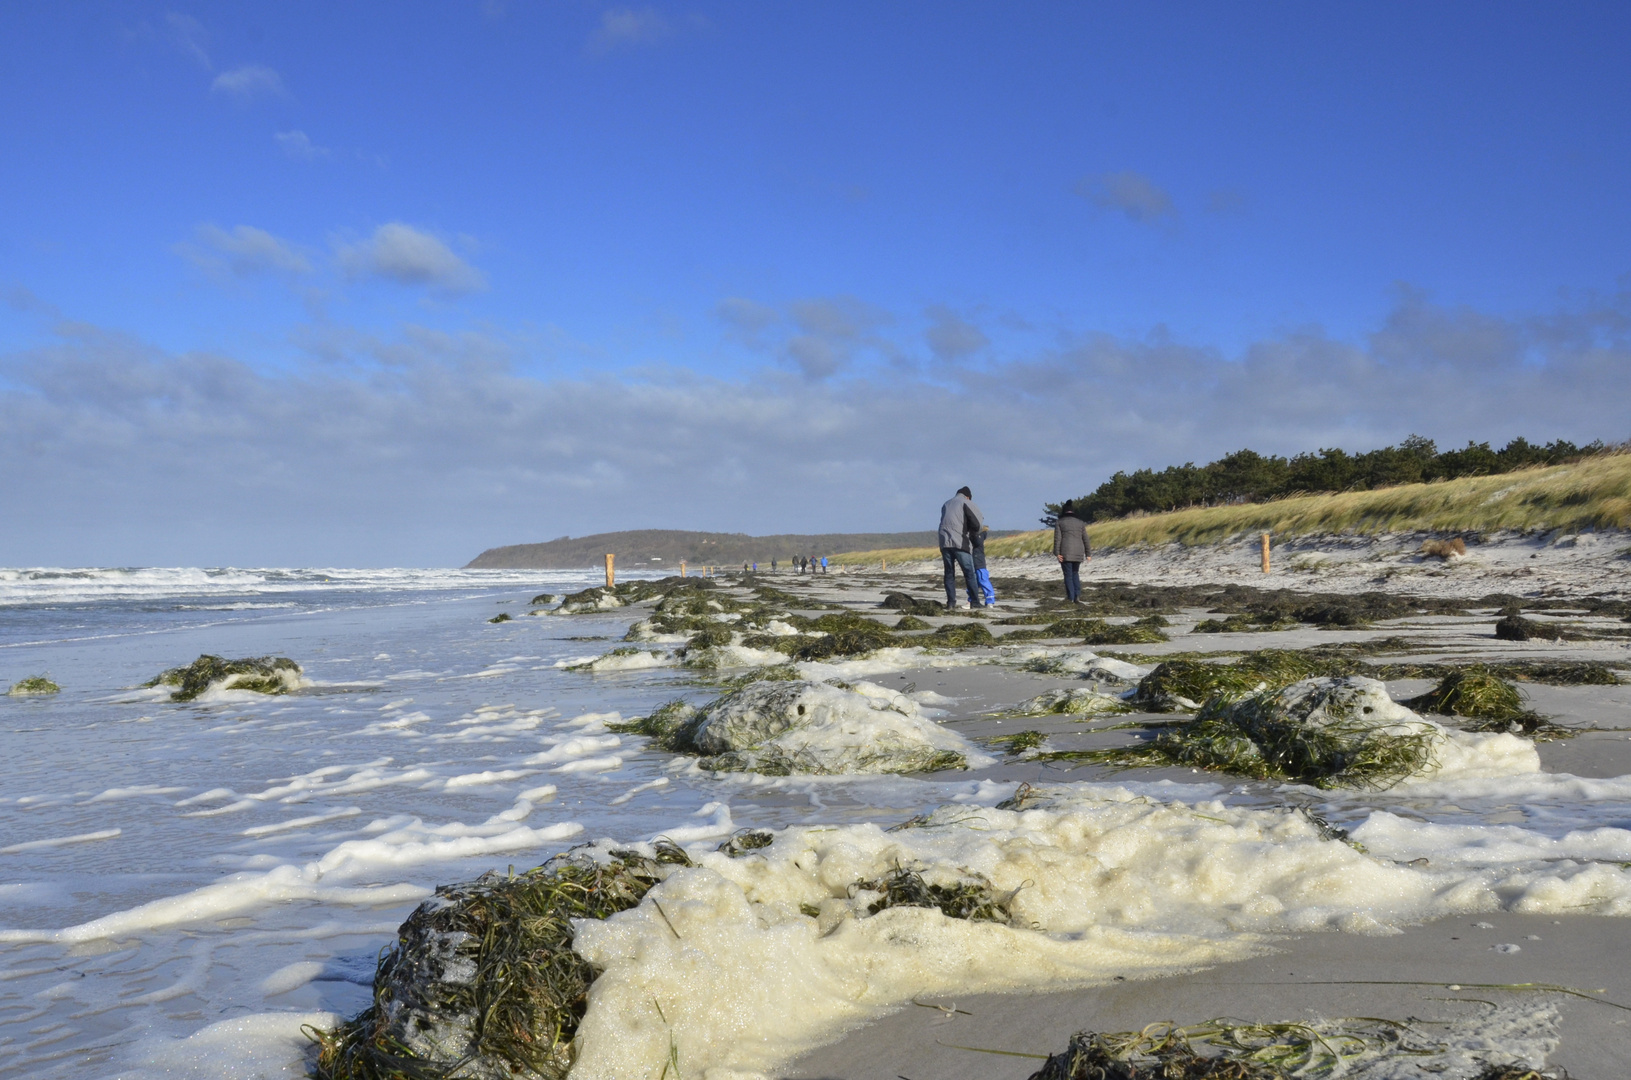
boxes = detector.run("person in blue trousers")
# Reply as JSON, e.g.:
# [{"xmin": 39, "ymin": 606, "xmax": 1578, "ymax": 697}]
[{"xmin": 966, "ymin": 527, "xmax": 997, "ymax": 608}]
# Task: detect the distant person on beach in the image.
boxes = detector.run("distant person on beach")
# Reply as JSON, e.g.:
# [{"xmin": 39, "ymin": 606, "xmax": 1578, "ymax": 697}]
[
  {"xmin": 771, "ymin": 558, "xmax": 778, "ymax": 572},
  {"xmin": 968, "ymin": 527, "xmax": 997, "ymax": 608},
  {"xmin": 937, "ymin": 486, "xmax": 986, "ymax": 609},
  {"xmin": 1053, "ymin": 500, "xmax": 1092, "ymax": 603},
  {"xmin": 820, "ymin": 556, "xmax": 828, "ymax": 574}
]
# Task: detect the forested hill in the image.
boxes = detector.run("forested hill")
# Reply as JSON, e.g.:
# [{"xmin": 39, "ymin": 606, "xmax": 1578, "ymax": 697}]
[
  {"xmin": 464, "ymin": 529, "xmax": 1018, "ymax": 569},
  {"xmin": 1047, "ymin": 435, "xmax": 1614, "ymax": 523}
]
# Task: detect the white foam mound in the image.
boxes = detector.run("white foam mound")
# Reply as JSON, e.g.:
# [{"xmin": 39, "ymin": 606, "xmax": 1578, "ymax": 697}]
[
  {"xmin": 564, "ymin": 648, "xmax": 675, "ymax": 672},
  {"xmin": 688, "ymin": 679, "xmax": 992, "ymax": 774},
  {"xmin": 570, "ymin": 785, "xmax": 1628, "ymax": 1079}
]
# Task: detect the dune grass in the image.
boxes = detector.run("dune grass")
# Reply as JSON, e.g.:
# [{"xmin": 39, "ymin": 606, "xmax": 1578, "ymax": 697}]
[{"xmin": 831, "ymin": 453, "xmax": 1631, "ymax": 564}]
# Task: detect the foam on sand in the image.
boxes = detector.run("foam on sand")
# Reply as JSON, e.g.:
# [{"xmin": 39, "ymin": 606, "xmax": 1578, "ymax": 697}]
[{"xmin": 568, "ymin": 783, "xmax": 1631, "ymax": 1079}]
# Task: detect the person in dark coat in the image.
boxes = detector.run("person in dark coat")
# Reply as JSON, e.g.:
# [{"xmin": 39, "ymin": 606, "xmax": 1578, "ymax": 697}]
[
  {"xmin": 1053, "ymin": 500, "xmax": 1091, "ymax": 603},
  {"xmin": 937, "ymin": 486, "xmax": 985, "ymax": 609}
]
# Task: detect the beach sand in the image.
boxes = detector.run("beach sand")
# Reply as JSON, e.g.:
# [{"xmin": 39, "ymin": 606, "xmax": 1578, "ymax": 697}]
[
  {"xmin": 786, "ymin": 911, "xmax": 1631, "ymax": 1079},
  {"xmin": 749, "ymin": 538, "xmax": 1631, "ymax": 1077}
]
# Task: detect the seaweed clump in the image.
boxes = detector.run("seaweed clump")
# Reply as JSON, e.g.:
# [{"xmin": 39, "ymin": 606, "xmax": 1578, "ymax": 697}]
[
  {"xmin": 6, "ymin": 676, "xmax": 60, "ymax": 696},
  {"xmin": 607, "ymin": 699, "xmax": 700, "ymax": 748},
  {"xmin": 789, "ymin": 612, "xmax": 900, "ymax": 660},
  {"xmin": 854, "ymin": 867, "xmax": 1012, "ymax": 923},
  {"xmin": 487, "ymin": 613, "xmax": 513, "ymax": 624},
  {"xmin": 1405, "ymin": 668, "xmax": 1562, "ymax": 737},
  {"xmin": 1133, "ymin": 652, "xmax": 1358, "ymax": 712},
  {"xmin": 309, "ymin": 843, "xmax": 693, "ymax": 1080},
  {"xmin": 929, "ymin": 621, "xmax": 995, "ymax": 648},
  {"xmin": 716, "ymin": 829, "xmax": 775, "ymax": 857},
  {"xmin": 880, "ymin": 591, "xmax": 946, "ymax": 616},
  {"xmin": 1070, "ymin": 676, "xmax": 1442, "ymax": 789},
  {"xmin": 1012, "ymin": 688, "xmax": 1130, "ymax": 717},
  {"xmin": 1192, "ymin": 613, "xmax": 1298, "ymax": 634},
  {"xmin": 892, "ymin": 614, "xmax": 933, "ymax": 631},
  {"xmin": 1495, "ymin": 614, "xmax": 1565, "ymax": 641},
  {"xmin": 994, "ymin": 729, "xmax": 1047, "ymax": 754},
  {"xmin": 1026, "ymin": 1016, "xmax": 1438, "ymax": 1080},
  {"xmin": 1084, "ymin": 618, "xmax": 1169, "ymax": 645},
  {"xmin": 1001, "ymin": 617, "xmax": 1168, "ymax": 645},
  {"xmin": 144, "ymin": 655, "xmax": 302, "ymax": 702}
]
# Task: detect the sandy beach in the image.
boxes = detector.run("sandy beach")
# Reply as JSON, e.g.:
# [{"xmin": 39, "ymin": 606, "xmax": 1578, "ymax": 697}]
[{"xmin": 757, "ymin": 532, "xmax": 1631, "ymax": 1078}]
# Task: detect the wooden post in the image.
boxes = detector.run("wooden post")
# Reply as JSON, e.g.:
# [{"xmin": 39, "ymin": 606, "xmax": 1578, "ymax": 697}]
[
  {"xmin": 1260, "ymin": 533, "xmax": 1271, "ymax": 574},
  {"xmin": 881, "ymin": 558, "xmax": 886, "ymax": 572},
  {"xmin": 679, "ymin": 560, "xmax": 686, "ymax": 578},
  {"xmin": 605, "ymin": 553, "xmax": 615, "ymax": 588}
]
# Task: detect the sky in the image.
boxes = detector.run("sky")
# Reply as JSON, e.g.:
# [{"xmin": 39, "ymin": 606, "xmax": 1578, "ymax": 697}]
[{"xmin": 2, "ymin": 1, "xmax": 1628, "ymax": 567}]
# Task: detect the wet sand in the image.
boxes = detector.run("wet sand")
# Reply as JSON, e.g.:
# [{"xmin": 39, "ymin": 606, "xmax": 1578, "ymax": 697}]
[{"xmin": 786, "ymin": 911, "xmax": 1631, "ymax": 1079}]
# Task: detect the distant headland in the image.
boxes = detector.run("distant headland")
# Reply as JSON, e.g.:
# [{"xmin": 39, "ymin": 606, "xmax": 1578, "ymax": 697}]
[{"xmin": 463, "ymin": 529, "xmax": 1017, "ymax": 569}]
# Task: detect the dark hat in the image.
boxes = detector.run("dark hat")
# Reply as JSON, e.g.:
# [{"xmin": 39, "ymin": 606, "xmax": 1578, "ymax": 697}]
[
  {"xmin": 1061, "ymin": 500, "xmax": 1076, "ymax": 515},
  {"xmin": 957, "ymin": 486, "xmax": 972, "ymax": 498}
]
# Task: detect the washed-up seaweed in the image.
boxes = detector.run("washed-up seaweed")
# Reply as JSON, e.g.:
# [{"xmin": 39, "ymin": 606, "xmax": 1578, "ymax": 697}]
[
  {"xmin": 6, "ymin": 675, "xmax": 60, "ymax": 696},
  {"xmin": 1025, "ymin": 1015, "xmax": 1445, "ymax": 1080},
  {"xmin": 880, "ymin": 591, "xmax": 948, "ymax": 616},
  {"xmin": 994, "ymin": 729, "xmax": 1048, "ymax": 754},
  {"xmin": 143, "ymin": 654, "xmax": 302, "ymax": 702},
  {"xmin": 1405, "ymin": 668, "xmax": 1566, "ymax": 737},
  {"xmin": 1058, "ymin": 678, "xmax": 1441, "ymax": 788},
  {"xmin": 308, "ymin": 844, "xmax": 692, "ymax": 1080},
  {"xmin": 853, "ymin": 866, "xmax": 1013, "ymax": 923},
  {"xmin": 1132, "ymin": 651, "xmax": 1359, "ymax": 712}
]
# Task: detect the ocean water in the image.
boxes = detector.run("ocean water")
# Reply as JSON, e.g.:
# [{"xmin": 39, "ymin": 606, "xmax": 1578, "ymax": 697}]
[
  {"xmin": 0, "ymin": 569, "xmax": 1004, "ymax": 1078},
  {"xmin": 2, "ymin": 569, "xmax": 1630, "ymax": 1079}
]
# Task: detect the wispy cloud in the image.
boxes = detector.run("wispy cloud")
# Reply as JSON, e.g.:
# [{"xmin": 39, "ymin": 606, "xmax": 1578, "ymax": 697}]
[
  {"xmin": 717, "ymin": 294, "xmax": 895, "ymax": 379},
  {"xmin": 589, "ymin": 7, "xmax": 670, "ymax": 54},
  {"xmin": 336, "ymin": 223, "xmax": 486, "ymax": 295},
  {"xmin": 211, "ymin": 64, "xmax": 287, "ymax": 99},
  {"xmin": 174, "ymin": 224, "xmax": 311, "ymax": 280},
  {"xmin": 165, "ymin": 11, "xmax": 211, "ymax": 69},
  {"xmin": 923, "ymin": 305, "xmax": 990, "ymax": 362},
  {"xmin": 274, "ymin": 130, "xmax": 328, "ymax": 160},
  {"xmin": 1075, "ymin": 170, "xmax": 1175, "ymax": 223}
]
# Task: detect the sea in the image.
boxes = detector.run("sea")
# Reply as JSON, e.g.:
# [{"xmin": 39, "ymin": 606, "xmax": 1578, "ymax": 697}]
[
  {"xmin": 2, "ymin": 568, "xmax": 1630, "ymax": 1079},
  {"xmin": 0, "ymin": 568, "xmax": 1016, "ymax": 1078}
]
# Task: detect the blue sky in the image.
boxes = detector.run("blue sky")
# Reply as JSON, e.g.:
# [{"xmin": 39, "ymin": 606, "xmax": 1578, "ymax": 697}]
[{"xmin": 2, "ymin": 2, "xmax": 1629, "ymax": 566}]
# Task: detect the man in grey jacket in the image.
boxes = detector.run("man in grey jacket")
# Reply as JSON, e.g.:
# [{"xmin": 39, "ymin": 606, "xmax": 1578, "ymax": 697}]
[{"xmin": 938, "ymin": 486, "xmax": 985, "ymax": 609}]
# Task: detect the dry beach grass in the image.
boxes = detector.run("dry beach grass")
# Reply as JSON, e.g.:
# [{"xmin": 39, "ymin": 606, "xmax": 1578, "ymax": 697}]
[{"xmin": 833, "ymin": 452, "xmax": 1631, "ymax": 565}]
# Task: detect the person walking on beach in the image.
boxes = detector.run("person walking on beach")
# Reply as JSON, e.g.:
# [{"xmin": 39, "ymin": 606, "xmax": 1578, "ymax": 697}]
[
  {"xmin": 820, "ymin": 556, "xmax": 828, "ymax": 574},
  {"xmin": 938, "ymin": 486, "xmax": 986, "ymax": 609},
  {"xmin": 1053, "ymin": 500, "xmax": 1091, "ymax": 602}
]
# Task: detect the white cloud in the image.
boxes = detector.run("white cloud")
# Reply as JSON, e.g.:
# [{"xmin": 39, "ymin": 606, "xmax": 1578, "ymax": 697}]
[
  {"xmin": 211, "ymin": 65, "xmax": 287, "ymax": 99},
  {"xmin": 274, "ymin": 130, "xmax": 328, "ymax": 160},
  {"xmin": 589, "ymin": 7, "xmax": 670, "ymax": 53},
  {"xmin": 166, "ymin": 11, "xmax": 211, "ymax": 69},
  {"xmin": 175, "ymin": 224, "xmax": 311, "ymax": 280},
  {"xmin": 336, "ymin": 223, "xmax": 487, "ymax": 295},
  {"xmin": 1075, "ymin": 170, "xmax": 1175, "ymax": 223}
]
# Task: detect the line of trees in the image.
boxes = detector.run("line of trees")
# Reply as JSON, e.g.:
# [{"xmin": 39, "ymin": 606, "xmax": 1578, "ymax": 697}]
[{"xmin": 1044, "ymin": 436, "xmax": 1612, "ymax": 524}]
